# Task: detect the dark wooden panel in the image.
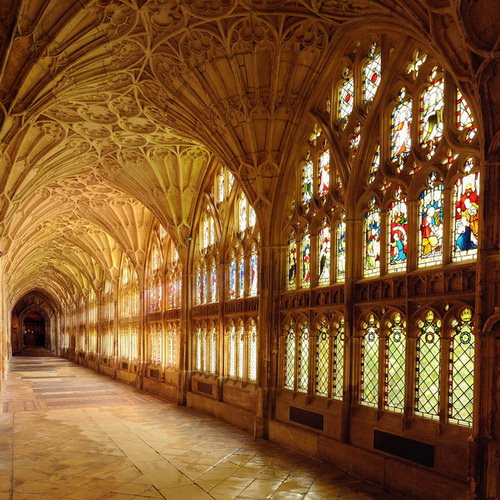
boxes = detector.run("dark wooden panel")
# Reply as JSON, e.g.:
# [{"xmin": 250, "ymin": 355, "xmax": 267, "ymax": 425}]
[
  {"xmin": 374, "ymin": 430, "xmax": 434, "ymax": 467},
  {"xmin": 289, "ymin": 406, "xmax": 324, "ymax": 430},
  {"xmin": 198, "ymin": 381, "xmax": 213, "ymax": 395}
]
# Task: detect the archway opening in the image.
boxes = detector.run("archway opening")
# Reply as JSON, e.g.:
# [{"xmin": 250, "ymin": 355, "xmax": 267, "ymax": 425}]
[{"xmin": 23, "ymin": 312, "xmax": 46, "ymax": 348}]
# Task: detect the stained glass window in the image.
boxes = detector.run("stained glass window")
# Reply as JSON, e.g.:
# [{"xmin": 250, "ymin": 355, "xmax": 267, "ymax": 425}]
[
  {"xmin": 318, "ymin": 220, "xmax": 331, "ymax": 286},
  {"xmin": 418, "ymin": 173, "xmax": 444, "ymax": 267},
  {"xmin": 302, "ymin": 159, "xmax": 314, "ymax": 204},
  {"xmin": 318, "ymin": 148, "xmax": 330, "ymax": 196},
  {"xmin": 202, "ymin": 263, "xmax": 209, "ymax": 303},
  {"xmin": 362, "ymin": 43, "xmax": 382, "ymax": 103},
  {"xmin": 150, "ymin": 323, "xmax": 162, "ymax": 365},
  {"xmin": 287, "ymin": 233, "xmax": 297, "ymax": 289},
  {"xmin": 237, "ymin": 322, "xmax": 245, "ymax": 379},
  {"xmin": 196, "ymin": 266, "xmax": 202, "ymax": 304},
  {"xmin": 419, "ymin": 69, "xmax": 444, "ymax": 158},
  {"xmin": 218, "ymin": 170, "xmax": 225, "ymax": 203},
  {"xmin": 338, "ymin": 66, "xmax": 354, "ymax": 127},
  {"xmin": 360, "ymin": 315, "xmax": 379, "ymax": 407},
  {"xmin": 284, "ymin": 322, "xmax": 296, "ymax": 390},
  {"xmin": 449, "ymin": 308, "xmax": 475, "ymax": 427},
  {"xmin": 228, "ymin": 323, "xmax": 236, "ymax": 378},
  {"xmin": 297, "ymin": 323, "xmax": 309, "ymax": 393},
  {"xmin": 315, "ymin": 320, "xmax": 330, "ymax": 397},
  {"xmin": 336, "ymin": 217, "xmax": 346, "ymax": 283},
  {"xmin": 249, "ymin": 206, "xmax": 256, "ymax": 228},
  {"xmin": 369, "ymin": 145, "xmax": 380, "ymax": 184},
  {"xmin": 363, "ymin": 203, "xmax": 381, "ymax": 278},
  {"xmin": 406, "ymin": 50, "xmax": 427, "ymax": 78},
  {"xmin": 202, "ymin": 216, "xmax": 210, "ymax": 249},
  {"xmin": 249, "ymin": 244, "xmax": 258, "ymax": 296},
  {"xmin": 388, "ymin": 188, "xmax": 408, "ymax": 273},
  {"xmin": 248, "ymin": 321, "xmax": 257, "ymax": 382},
  {"xmin": 229, "ymin": 253, "xmax": 236, "ymax": 299},
  {"xmin": 456, "ymin": 90, "xmax": 477, "ymax": 143},
  {"xmin": 332, "ymin": 317, "xmax": 345, "ymax": 400},
  {"xmin": 349, "ymin": 122, "xmax": 361, "ymax": 155},
  {"xmin": 415, "ymin": 311, "xmax": 441, "ymax": 420},
  {"xmin": 453, "ymin": 171, "xmax": 479, "ymax": 261},
  {"xmin": 300, "ymin": 230, "xmax": 311, "ymax": 288},
  {"xmin": 209, "ymin": 325, "xmax": 217, "ymax": 373},
  {"xmin": 239, "ymin": 196, "xmax": 248, "ymax": 232},
  {"xmin": 390, "ymin": 88, "xmax": 412, "ymax": 167},
  {"xmin": 210, "ymin": 260, "xmax": 217, "ymax": 302},
  {"xmin": 195, "ymin": 327, "xmax": 202, "ymax": 371},
  {"xmin": 384, "ymin": 313, "xmax": 406, "ymax": 413},
  {"xmin": 238, "ymin": 248, "xmax": 245, "ymax": 298}
]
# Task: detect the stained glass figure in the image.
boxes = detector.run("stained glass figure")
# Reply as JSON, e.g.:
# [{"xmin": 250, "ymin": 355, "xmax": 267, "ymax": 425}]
[
  {"xmin": 449, "ymin": 308, "xmax": 475, "ymax": 427},
  {"xmin": 287, "ymin": 233, "xmax": 297, "ymax": 289},
  {"xmin": 418, "ymin": 173, "xmax": 444, "ymax": 267},
  {"xmin": 338, "ymin": 66, "xmax": 354, "ymax": 127},
  {"xmin": 388, "ymin": 188, "xmax": 408, "ymax": 273},
  {"xmin": 456, "ymin": 90, "xmax": 477, "ymax": 143},
  {"xmin": 369, "ymin": 145, "xmax": 380, "ymax": 184},
  {"xmin": 297, "ymin": 323, "xmax": 309, "ymax": 393},
  {"xmin": 332, "ymin": 317, "xmax": 345, "ymax": 400},
  {"xmin": 415, "ymin": 310, "xmax": 441, "ymax": 420},
  {"xmin": 315, "ymin": 320, "xmax": 330, "ymax": 397},
  {"xmin": 284, "ymin": 322, "xmax": 296, "ymax": 390},
  {"xmin": 362, "ymin": 43, "xmax": 382, "ymax": 103},
  {"xmin": 453, "ymin": 171, "xmax": 479, "ymax": 261},
  {"xmin": 238, "ymin": 248, "xmax": 245, "ymax": 298},
  {"xmin": 249, "ymin": 244, "xmax": 258, "ymax": 296},
  {"xmin": 302, "ymin": 159, "xmax": 314, "ymax": 204},
  {"xmin": 300, "ymin": 230, "xmax": 311, "ymax": 288},
  {"xmin": 363, "ymin": 205, "xmax": 381, "ymax": 277},
  {"xmin": 210, "ymin": 260, "xmax": 217, "ymax": 302},
  {"xmin": 229, "ymin": 253, "xmax": 237, "ymax": 298},
  {"xmin": 384, "ymin": 313, "xmax": 406, "ymax": 412},
  {"xmin": 239, "ymin": 196, "xmax": 248, "ymax": 232},
  {"xmin": 237, "ymin": 322, "xmax": 245, "ymax": 379},
  {"xmin": 248, "ymin": 321, "xmax": 257, "ymax": 382},
  {"xmin": 390, "ymin": 88, "xmax": 412, "ymax": 168},
  {"xmin": 228, "ymin": 323, "xmax": 236, "ymax": 378},
  {"xmin": 349, "ymin": 122, "xmax": 361, "ymax": 156},
  {"xmin": 419, "ymin": 70, "xmax": 444, "ymax": 158},
  {"xmin": 318, "ymin": 148, "xmax": 330, "ymax": 196},
  {"xmin": 360, "ymin": 315, "xmax": 379, "ymax": 407},
  {"xmin": 336, "ymin": 217, "xmax": 346, "ymax": 282},
  {"xmin": 318, "ymin": 220, "xmax": 331, "ymax": 286},
  {"xmin": 196, "ymin": 266, "xmax": 202, "ymax": 304}
]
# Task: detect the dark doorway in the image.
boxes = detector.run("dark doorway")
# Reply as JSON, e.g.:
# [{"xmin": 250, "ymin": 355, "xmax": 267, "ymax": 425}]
[{"xmin": 23, "ymin": 312, "xmax": 46, "ymax": 347}]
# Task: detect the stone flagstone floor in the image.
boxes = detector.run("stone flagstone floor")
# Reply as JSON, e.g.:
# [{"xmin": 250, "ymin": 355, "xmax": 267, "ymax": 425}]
[{"xmin": 0, "ymin": 356, "xmax": 406, "ymax": 500}]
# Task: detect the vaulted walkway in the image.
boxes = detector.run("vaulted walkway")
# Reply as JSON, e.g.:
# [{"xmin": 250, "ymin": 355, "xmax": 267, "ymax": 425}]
[{"xmin": 0, "ymin": 358, "xmax": 403, "ymax": 500}]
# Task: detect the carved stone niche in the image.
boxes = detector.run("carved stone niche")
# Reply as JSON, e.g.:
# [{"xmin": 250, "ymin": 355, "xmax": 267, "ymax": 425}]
[
  {"xmin": 410, "ymin": 275, "xmax": 426, "ymax": 297},
  {"xmin": 429, "ymin": 272, "xmax": 444, "ymax": 294},
  {"xmin": 446, "ymin": 271, "xmax": 462, "ymax": 292},
  {"xmin": 369, "ymin": 281, "xmax": 381, "ymax": 301},
  {"xmin": 395, "ymin": 279, "xmax": 406, "ymax": 298},
  {"xmin": 382, "ymin": 281, "xmax": 392, "ymax": 299}
]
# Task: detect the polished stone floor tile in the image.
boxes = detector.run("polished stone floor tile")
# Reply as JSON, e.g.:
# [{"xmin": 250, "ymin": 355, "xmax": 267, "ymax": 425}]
[{"xmin": 0, "ymin": 357, "xmax": 404, "ymax": 500}]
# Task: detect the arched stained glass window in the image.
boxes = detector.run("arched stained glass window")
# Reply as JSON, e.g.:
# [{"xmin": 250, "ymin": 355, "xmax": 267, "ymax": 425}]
[
  {"xmin": 384, "ymin": 313, "xmax": 406, "ymax": 413},
  {"xmin": 363, "ymin": 202, "xmax": 381, "ymax": 278},
  {"xmin": 419, "ymin": 69, "xmax": 444, "ymax": 158},
  {"xmin": 297, "ymin": 322, "xmax": 309, "ymax": 393},
  {"xmin": 249, "ymin": 244, "xmax": 258, "ymax": 296},
  {"xmin": 237, "ymin": 321, "xmax": 245, "ymax": 379},
  {"xmin": 150, "ymin": 323, "xmax": 162, "ymax": 365},
  {"xmin": 449, "ymin": 308, "xmax": 475, "ymax": 427},
  {"xmin": 418, "ymin": 172, "xmax": 444, "ymax": 267},
  {"xmin": 368, "ymin": 145, "xmax": 380, "ymax": 184},
  {"xmin": 248, "ymin": 320, "xmax": 257, "ymax": 382},
  {"xmin": 228, "ymin": 322, "xmax": 236, "ymax": 378},
  {"xmin": 284, "ymin": 321, "xmax": 296, "ymax": 390},
  {"xmin": 302, "ymin": 157, "xmax": 314, "ymax": 204},
  {"xmin": 390, "ymin": 88, "xmax": 412, "ymax": 167},
  {"xmin": 318, "ymin": 148, "xmax": 330, "ymax": 196},
  {"xmin": 287, "ymin": 232, "xmax": 298, "ymax": 290},
  {"xmin": 338, "ymin": 66, "xmax": 354, "ymax": 127},
  {"xmin": 336, "ymin": 217, "xmax": 346, "ymax": 282},
  {"xmin": 210, "ymin": 259, "xmax": 217, "ymax": 303},
  {"xmin": 229, "ymin": 251, "xmax": 237, "ymax": 299},
  {"xmin": 453, "ymin": 168, "xmax": 479, "ymax": 261},
  {"xmin": 209, "ymin": 323, "xmax": 217, "ymax": 374},
  {"xmin": 318, "ymin": 220, "xmax": 331, "ymax": 286},
  {"xmin": 239, "ymin": 196, "xmax": 248, "ymax": 233},
  {"xmin": 415, "ymin": 311, "xmax": 441, "ymax": 420},
  {"xmin": 360, "ymin": 315, "xmax": 379, "ymax": 408},
  {"xmin": 456, "ymin": 90, "xmax": 477, "ymax": 143},
  {"xmin": 300, "ymin": 229, "xmax": 311, "ymax": 288},
  {"xmin": 332, "ymin": 317, "xmax": 345, "ymax": 400},
  {"xmin": 315, "ymin": 320, "xmax": 330, "ymax": 396},
  {"xmin": 196, "ymin": 265, "xmax": 202, "ymax": 305},
  {"xmin": 238, "ymin": 247, "xmax": 245, "ymax": 298},
  {"xmin": 388, "ymin": 188, "xmax": 408, "ymax": 273},
  {"xmin": 362, "ymin": 43, "xmax": 382, "ymax": 103}
]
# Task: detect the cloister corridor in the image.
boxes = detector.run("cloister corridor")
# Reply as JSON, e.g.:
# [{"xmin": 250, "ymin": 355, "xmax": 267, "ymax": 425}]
[{"xmin": 0, "ymin": 356, "xmax": 403, "ymax": 500}]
